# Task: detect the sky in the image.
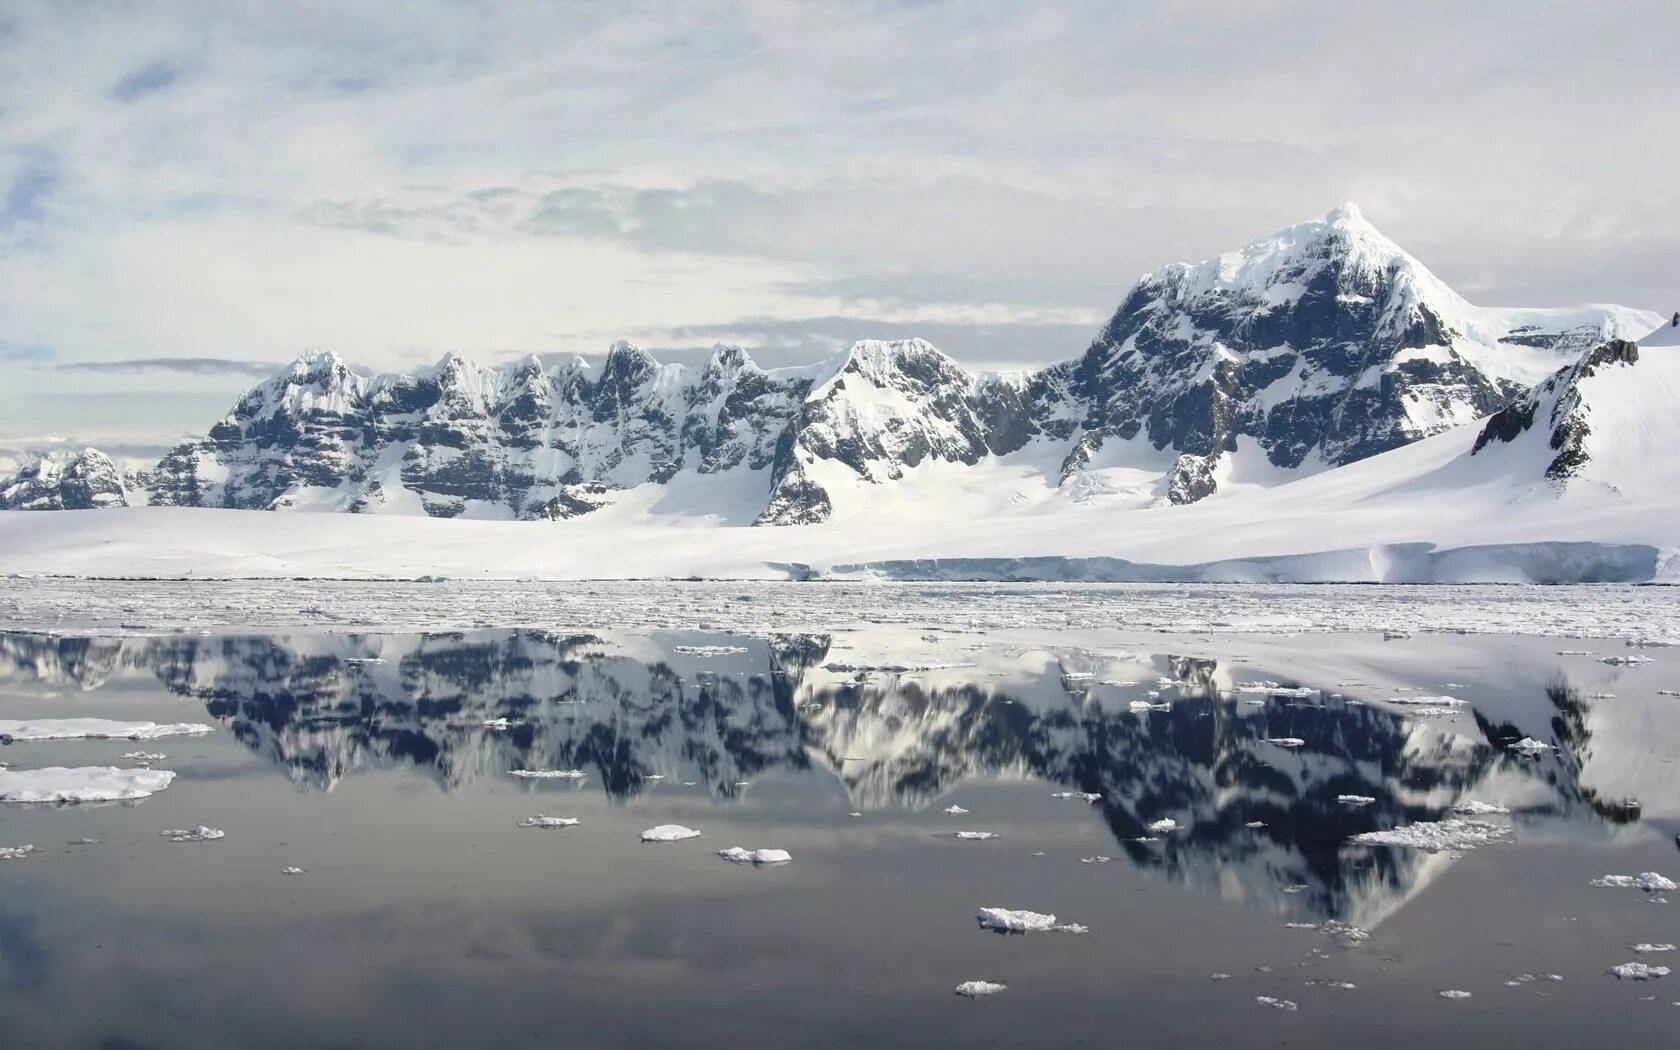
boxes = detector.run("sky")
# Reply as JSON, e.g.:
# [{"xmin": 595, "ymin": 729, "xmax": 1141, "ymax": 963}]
[{"xmin": 2, "ymin": 0, "xmax": 1676, "ymax": 459}]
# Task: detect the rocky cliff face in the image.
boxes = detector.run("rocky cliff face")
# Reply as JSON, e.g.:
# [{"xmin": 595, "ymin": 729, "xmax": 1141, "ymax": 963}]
[
  {"xmin": 1471, "ymin": 338, "xmax": 1643, "ymax": 484},
  {"xmin": 0, "ymin": 448, "xmax": 131, "ymax": 510},
  {"xmin": 2, "ymin": 206, "xmax": 1660, "ymax": 521}
]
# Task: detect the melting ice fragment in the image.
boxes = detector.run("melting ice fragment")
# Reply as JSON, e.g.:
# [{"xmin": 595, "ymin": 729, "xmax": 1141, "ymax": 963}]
[
  {"xmin": 1632, "ymin": 944, "xmax": 1676, "ymax": 953},
  {"xmin": 672, "ymin": 645, "xmax": 748, "ymax": 656},
  {"xmin": 1264, "ymin": 737, "xmax": 1306, "ymax": 748},
  {"xmin": 1349, "ymin": 819, "xmax": 1511, "ymax": 852},
  {"xmin": 641, "ymin": 824, "xmax": 701, "ymax": 843},
  {"xmin": 0, "ymin": 766, "xmax": 176, "ymax": 803},
  {"xmin": 976, "ymin": 907, "xmax": 1087, "ymax": 934},
  {"xmin": 954, "ymin": 831, "xmax": 998, "ymax": 841},
  {"xmin": 1438, "ymin": 989, "xmax": 1473, "ymax": 1000},
  {"xmin": 517, "ymin": 815, "xmax": 580, "ymax": 829},
  {"xmin": 161, "ymin": 826, "xmax": 224, "ymax": 843},
  {"xmin": 0, "ymin": 844, "xmax": 36, "ymax": 860},
  {"xmin": 1591, "ymin": 872, "xmax": 1677, "ymax": 891},
  {"xmin": 1451, "ymin": 800, "xmax": 1510, "ymax": 815},
  {"xmin": 1050, "ymin": 791, "xmax": 1101, "ymax": 803},
  {"xmin": 1255, "ymin": 996, "xmax": 1298, "ymax": 1011},
  {"xmin": 0, "ymin": 718, "xmax": 213, "ymax": 742},
  {"xmin": 954, "ymin": 981, "xmax": 1006, "ymax": 998},
  {"xmin": 281, "ymin": 866, "xmax": 305, "ymax": 875},
  {"xmin": 1336, "ymin": 795, "xmax": 1376, "ymax": 806},
  {"xmin": 481, "ymin": 718, "xmax": 522, "ymax": 730},
  {"xmin": 1507, "ymin": 737, "xmax": 1553, "ymax": 756},
  {"xmin": 508, "ymin": 769, "xmax": 587, "ymax": 780},
  {"xmin": 1147, "ymin": 818, "xmax": 1180, "ymax": 833},
  {"xmin": 717, "ymin": 847, "xmax": 791, "ymax": 864},
  {"xmin": 1609, "ymin": 962, "xmax": 1670, "ymax": 980},
  {"xmin": 943, "ymin": 805, "xmax": 970, "ymax": 815}
]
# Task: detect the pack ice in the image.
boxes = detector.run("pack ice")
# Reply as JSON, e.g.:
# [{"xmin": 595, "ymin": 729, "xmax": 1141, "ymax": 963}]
[
  {"xmin": 717, "ymin": 847, "xmax": 791, "ymax": 864},
  {"xmin": 0, "ymin": 766, "xmax": 177, "ymax": 803},
  {"xmin": 161, "ymin": 826, "xmax": 224, "ymax": 842},
  {"xmin": 641, "ymin": 824, "xmax": 702, "ymax": 842},
  {"xmin": 954, "ymin": 981, "xmax": 1007, "ymax": 998},
  {"xmin": 976, "ymin": 907, "xmax": 1087, "ymax": 934},
  {"xmin": 517, "ymin": 815, "xmax": 580, "ymax": 828},
  {"xmin": 1591, "ymin": 872, "xmax": 1677, "ymax": 891},
  {"xmin": 1349, "ymin": 819, "xmax": 1511, "ymax": 852},
  {"xmin": 0, "ymin": 718, "xmax": 213, "ymax": 742}
]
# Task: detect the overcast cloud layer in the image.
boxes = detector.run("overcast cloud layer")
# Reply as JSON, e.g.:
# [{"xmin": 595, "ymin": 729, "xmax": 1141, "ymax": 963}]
[{"xmin": 1, "ymin": 0, "xmax": 1675, "ymax": 451}]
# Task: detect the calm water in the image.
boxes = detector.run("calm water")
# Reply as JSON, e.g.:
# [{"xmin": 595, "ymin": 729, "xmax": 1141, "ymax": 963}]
[{"xmin": 0, "ymin": 628, "xmax": 1676, "ymax": 1049}]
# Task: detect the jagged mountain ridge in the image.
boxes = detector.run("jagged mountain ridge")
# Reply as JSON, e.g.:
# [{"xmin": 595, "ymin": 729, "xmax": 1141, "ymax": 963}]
[{"xmin": 1, "ymin": 205, "xmax": 1661, "ymax": 521}]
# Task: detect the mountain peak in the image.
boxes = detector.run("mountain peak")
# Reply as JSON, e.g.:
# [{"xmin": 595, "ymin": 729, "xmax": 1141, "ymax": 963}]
[{"xmin": 1324, "ymin": 201, "xmax": 1367, "ymax": 227}]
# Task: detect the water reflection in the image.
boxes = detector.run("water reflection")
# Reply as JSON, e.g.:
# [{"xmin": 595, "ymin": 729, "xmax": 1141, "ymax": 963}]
[{"xmin": 0, "ymin": 629, "xmax": 1635, "ymax": 926}]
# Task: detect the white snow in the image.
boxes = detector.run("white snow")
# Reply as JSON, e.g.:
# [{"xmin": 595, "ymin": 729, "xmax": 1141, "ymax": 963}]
[
  {"xmin": 640, "ymin": 824, "xmax": 701, "ymax": 843},
  {"xmin": 717, "ymin": 847, "xmax": 791, "ymax": 864},
  {"xmin": 942, "ymin": 804, "xmax": 970, "ymax": 815},
  {"xmin": 1255, "ymin": 996, "xmax": 1299, "ymax": 1011},
  {"xmin": 517, "ymin": 815, "xmax": 580, "ymax": 828},
  {"xmin": 1438, "ymin": 990, "xmax": 1473, "ymax": 1000},
  {"xmin": 0, "ymin": 718, "xmax": 213, "ymax": 742},
  {"xmin": 1146, "ymin": 818, "xmax": 1180, "ymax": 833},
  {"xmin": 954, "ymin": 981, "xmax": 1007, "ymax": 998},
  {"xmin": 1264, "ymin": 737, "xmax": 1306, "ymax": 748},
  {"xmin": 0, "ymin": 766, "xmax": 177, "ymax": 803},
  {"xmin": 1336, "ymin": 795, "xmax": 1377, "ymax": 806},
  {"xmin": 954, "ymin": 831, "xmax": 998, "ymax": 841},
  {"xmin": 281, "ymin": 866, "xmax": 305, "ymax": 875},
  {"xmin": 161, "ymin": 826, "xmax": 224, "ymax": 842},
  {"xmin": 1050, "ymin": 791, "xmax": 1101, "ymax": 802},
  {"xmin": 1592, "ymin": 873, "xmax": 1677, "ymax": 891},
  {"xmin": 1609, "ymin": 962, "xmax": 1670, "ymax": 980},
  {"xmin": 976, "ymin": 907, "xmax": 1087, "ymax": 934},
  {"xmin": 0, "ymin": 844, "xmax": 36, "ymax": 860},
  {"xmin": 1507, "ymin": 737, "xmax": 1553, "ymax": 756},
  {"xmin": 1349, "ymin": 819, "xmax": 1511, "ymax": 852},
  {"xmin": 508, "ymin": 769, "xmax": 587, "ymax": 780},
  {"xmin": 1632, "ymin": 944, "xmax": 1676, "ymax": 953},
  {"xmin": 1451, "ymin": 800, "xmax": 1510, "ymax": 815}
]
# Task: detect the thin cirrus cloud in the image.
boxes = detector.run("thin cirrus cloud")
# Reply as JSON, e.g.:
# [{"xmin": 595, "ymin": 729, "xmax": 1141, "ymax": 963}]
[{"xmin": 0, "ymin": 0, "xmax": 1674, "ymax": 450}]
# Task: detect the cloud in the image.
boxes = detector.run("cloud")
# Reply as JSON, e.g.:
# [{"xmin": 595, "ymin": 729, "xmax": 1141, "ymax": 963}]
[
  {"xmin": 0, "ymin": 341, "xmax": 52, "ymax": 362},
  {"xmin": 0, "ymin": 153, "xmax": 60, "ymax": 232},
  {"xmin": 110, "ymin": 60, "xmax": 179, "ymax": 102},
  {"xmin": 54, "ymin": 357, "xmax": 280, "ymax": 377}
]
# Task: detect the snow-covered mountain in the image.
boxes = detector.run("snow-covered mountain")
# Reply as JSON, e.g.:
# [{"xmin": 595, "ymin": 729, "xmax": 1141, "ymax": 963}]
[
  {"xmin": 0, "ymin": 447, "xmax": 132, "ymax": 510},
  {"xmin": 0, "ymin": 205, "xmax": 1662, "ymax": 522}
]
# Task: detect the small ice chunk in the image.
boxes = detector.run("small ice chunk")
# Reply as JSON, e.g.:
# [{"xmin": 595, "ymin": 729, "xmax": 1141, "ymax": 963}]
[
  {"xmin": 642, "ymin": 774, "xmax": 665, "ymax": 781},
  {"xmin": 954, "ymin": 980, "xmax": 1006, "ymax": 998},
  {"xmin": 640, "ymin": 824, "xmax": 701, "ymax": 843},
  {"xmin": 161, "ymin": 826, "xmax": 224, "ymax": 843},
  {"xmin": 1210, "ymin": 972, "xmax": 1233, "ymax": 980},
  {"xmin": 517, "ymin": 815, "xmax": 580, "ymax": 829},
  {"xmin": 281, "ymin": 866, "xmax": 305, "ymax": 875},
  {"xmin": 481, "ymin": 718, "xmax": 522, "ymax": 730},
  {"xmin": 1437, "ymin": 989, "xmax": 1473, "ymax": 1000},
  {"xmin": 1507, "ymin": 737, "xmax": 1553, "ymax": 755},
  {"xmin": 1051, "ymin": 791, "xmax": 1101, "ymax": 802},
  {"xmin": 1306, "ymin": 980, "xmax": 1358, "ymax": 990},
  {"xmin": 1385, "ymin": 696, "xmax": 1465, "ymax": 707},
  {"xmin": 1246, "ymin": 821, "xmax": 1267, "ymax": 828},
  {"xmin": 1337, "ymin": 795, "xmax": 1376, "ymax": 806},
  {"xmin": 1350, "ymin": 819, "xmax": 1510, "ymax": 852},
  {"xmin": 955, "ymin": 831, "xmax": 997, "ymax": 841},
  {"xmin": 1264, "ymin": 737, "xmax": 1306, "ymax": 748},
  {"xmin": 1080, "ymin": 856, "xmax": 1111, "ymax": 863},
  {"xmin": 1632, "ymin": 944, "xmax": 1676, "ymax": 953},
  {"xmin": 1609, "ymin": 962, "xmax": 1670, "ymax": 980},
  {"xmin": 943, "ymin": 805, "xmax": 970, "ymax": 815},
  {"xmin": 1255, "ymin": 996, "xmax": 1298, "ymax": 1011},
  {"xmin": 717, "ymin": 847, "xmax": 791, "ymax": 864},
  {"xmin": 1451, "ymin": 800, "xmax": 1510, "ymax": 815},
  {"xmin": 1234, "ymin": 682, "xmax": 1318, "ymax": 698},
  {"xmin": 976, "ymin": 907, "xmax": 1087, "ymax": 934},
  {"xmin": 0, "ymin": 718, "xmax": 213, "ymax": 742},
  {"xmin": 1147, "ymin": 818, "xmax": 1180, "ymax": 833},
  {"xmin": 120, "ymin": 751, "xmax": 168, "ymax": 763},
  {"xmin": 508, "ymin": 769, "xmax": 587, "ymax": 780},
  {"xmin": 672, "ymin": 645, "xmax": 749, "ymax": 656},
  {"xmin": 848, "ymin": 812, "xmax": 863, "ymax": 818},
  {"xmin": 0, "ymin": 844, "xmax": 36, "ymax": 860},
  {"xmin": 1592, "ymin": 872, "xmax": 1677, "ymax": 891},
  {"xmin": 0, "ymin": 766, "xmax": 176, "ymax": 803},
  {"xmin": 1600, "ymin": 655, "xmax": 1653, "ymax": 666}
]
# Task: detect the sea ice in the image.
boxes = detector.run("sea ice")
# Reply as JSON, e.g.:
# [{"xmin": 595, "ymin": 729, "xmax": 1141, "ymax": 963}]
[
  {"xmin": 508, "ymin": 769, "xmax": 587, "ymax": 779},
  {"xmin": 1591, "ymin": 872, "xmax": 1677, "ymax": 891},
  {"xmin": 717, "ymin": 847, "xmax": 791, "ymax": 864},
  {"xmin": 0, "ymin": 766, "xmax": 176, "ymax": 803},
  {"xmin": 641, "ymin": 824, "xmax": 701, "ymax": 842},
  {"xmin": 1350, "ymin": 819, "xmax": 1511, "ymax": 852},
  {"xmin": 0, "ymin": 844, "xmax": 36, "ymax": 860},
  {"xmin": 1051, "ymin": 791, "xmax": 1101, "ymax": 802},
  {"xmin": 0, "ymin": 718, "xmax": 213, "ymax": 742},
  {"xmin": 481, "ymin": 718, "xmax": 522, "ymax": 730},
  {"xmin": 955, "ymin": 831, "xmax": 997, "ymax": 840},
  {"xmin": 1609, "ymin": 962, "xmax": 1670, "ymax": 980},
  {"xmin": 517, "ymin": 815, "xmax": 580, "ymax": 828},
  {"xmin": 1147, "ymin": 818, "xmax": 1180, "ymax": 833},
  {"xmin": 1600, "ymin": 655, "xmax": 1653, "ymax": 666},
  {"xmin": 281, "ymin": 866, "xmax": 305, "ymax": 875},
  {"xmin": 1632, "ymin": 944, "xmax": 1676, "ymax": 953},
  {"xmin": 1264, "ymin": 737, "xmax": 1306, "ymax": 748},
  {"xmin": 943, "ymin": 805, "xmax": 970, "ymax": 814},
  {"xmin": 976, "ymin": 907, "xmax": 1087, "ymax": 934},
  {"xmin": 1337, "ymin": 795, "xmax": 1376, "ymax": 805},
  {"xmin": 1451, "ymin": 800, "xmax": 1510, "ymax": 815},
  {"xmin": 1507, "ymin": 737, "xmax": 1553, "ymax": 755},
  {"xmin": 1438, "ymin": 990, "xmax": 1473, "ymax": 1000},
  {"xmin": 1255, "ymin": 996, "xmax": 1298, "ymax": 1011},
  {"xmin": 161, "ymin": 826, "xmax": 224, "ymax": 842},
  {"xmin": 1246, "ymin": 821, "xmax": 1268, "ymax": 828},
  {"xmin": 120, "ymin": 751, "xmax": 168, "ymax": 763},
  {"xmin": 672, "ymin": 645, "xmax": 748, "ymax": 656},
  {"xmin": 954, "ymin": 981, "xmax": 1006, "ymax": 998},
  {"xmin": 1234, "ymin": 682, "xmax": 1318, "ymax": 698}
]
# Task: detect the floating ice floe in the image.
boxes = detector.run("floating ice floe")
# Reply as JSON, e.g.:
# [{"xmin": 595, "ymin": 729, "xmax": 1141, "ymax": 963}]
[
  {"xmin": 1210, "ymin": 973, "xmax": 1233, "ymax": 981},
  {"xmin": 1385, "ymin": 696, "xmax": 1465, "ymax": 707},
  {"xmin": 717, "ymin": 847, "xmax": 791, "ymax": 865},
  {"xmin": 1659, "ymin": 690, "xmax": 1680, "ymax": 697},
  {"xmin": 1264, "ymin": 737, "xmax": 1306, "ymax": 748},
  {"xmin": 481, "ymin": 718, "xmax": 523, "ymax": 730},
  {"xmin": 1255, "ymin": 996, "xmax": 1298, "ymax": 1011},
  {"xmin": 641, "ymin": 824, "xmax": 701, "ymax": 842},
  {"xmin": 1062, "ymin": 672, "xmax": 1095, "ymax": 681},
  {"xmin": 1438, "ymin": 989, "xmax": 1473, "ymax": 1000},
  {"xmin": 1100, "ymin": 679, "xmax": 1138, "ymax": 687},
  {"xmin": 1556, "ymin": 649, "xmax": 1596, "ymax": 656},
  {"xmin": 161, "ymin": 826, "xmax": 224, "ymax": 843},
  {"xmin": 954, "ymin": 980, "xmax": 1006, "ymax": 998},
  {"xmin": 1080, "ymin": 855, "xmax": 1111, "ymax": 864},
  {"xmin": 1506, "ymin": 737, "xmax": 1553, "ymax": 756},
  {"xmin": 1147, "ymin": 818, "xmax": 1180, "ymax": 833},
  {"xmin": 1246, "ymin": 821, "xmax": 1267, "ymax": 828},
  {"xmin": 1609, "ymin": 962, "xmax": 1670, "ymax": 980},
  {"xmin": 1051, "ymin": 791, "xmax": 1101, "ymax": 803},
  {"xmin": 1233, "ymin": 682, "xmax": 1318, "ymax": 698},
  {"xmin": 943, "ymin": 805, "xmax": 970, "ymax": 815},
  {"xmin": 955, "ymin": 831, "xmax": 997, "ymax": 841},
  {"xmin": 0, "ymin": 718, "xmax": 213, "ymax": 742},
  {"xmin": 1599, "ymin": 655, "xmax": 1654, "ymax": 666},
  {"xmin": 1505, "ymin": 973, "xmax": 1563, "ymax": 985},
  {"xmin": 976, "ymin": 907, "xmax": 1087, "ymax": 934},
  {"xmin": 1336, "ymin": 795, "xmax": 1376, "ymax": 806},
  {"xmin": 1633, "ymin": 944, "xmax": 1676, "ymax": 953},
  {"xmin": 508, "ymin": 769, "xmax": 587, "ymax": 780},
  {"xmin": 1305, "ymin": 979, "xmax": 1358, "ymax": 990},
  {"xmin": 281, "ymin": 866, "xmax": 305, "ymax": 875},
  {"xmin": 119, "ymin": 751, "xmax": 168, "ymax": 763},
  {"xmin": 1350, "ymin": 819, "xmax": 1511, "ymax": 852},
  {"xmin": 848, "ymin": 812, "xmax": 863, "ymax": 818},
  {"xmin": 672, "ymin": 645, "xmax": 749, "ymax": 656},
  {"xmin": 0, "ymin": 844, "xmax": 36, "ymax": 860},
  {"xmin": 0, "ymin": 766, "xmax": 176, "ymax": 803},
  {"xmin": 1451, "ymin": 800, "xmax": 1510, "ymax": 815},
  {"xmin": 642, "ymin": 774, "xmax": 665, "ymax": 781},
  {"xmin": 1591, "ymin": 872, "xmax": 1677, "ymax": 891},
  {"xmin": 517, "ymin": 815, "xmax": 580, "ymax": 829},
  {"xmin": 824, "ymin": 661, "xmax": 974, "ymax": 673}
]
